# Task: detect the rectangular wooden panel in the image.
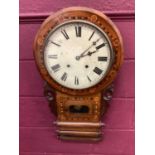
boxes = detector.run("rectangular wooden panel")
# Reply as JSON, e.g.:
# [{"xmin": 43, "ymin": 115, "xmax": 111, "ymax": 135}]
[
  {"xmin": 92, "ymin": 130, "xmax": 134, "ymax": 154},
  {"xmin": 19, "ymin": 60, "xmax": 134, "ymax": 97},
  {"xmin": 20, "ymin": 127, "xmax": 134, "ymax": 154},
  {"xmin": 102, "ymin": 98, "xmax": 134, "ymax": 129},
  {"xmin": 20, "ymin": 153, "xmax": 74, "ymax": 155},
  {"xmin": 20, "ymin": 127, "xmax": 92, "ymax": 153},
  {"xmin": 113, "ymin": 60, "xmax": 135, "ymax": 98},
  {"xmin": 20, "ymin": 153, "xmax": 60, "ymax": 155},
  {"xmin": 20, "ymin": 152, "xmax": 134, "ymax": 155},
  {"xmin": 19, "ymin": 97, "xmax": 56, "ymax": 127},
  {"xmin": 19, "ymin": 21, "xmax": 135, "ymax": 60},
  {"xmin": 19, "ymin": 0, "xmax": 134, "ymax": 14},
  {"xmin": 20, "ymin": 97, "xmax": 134, "ymax": 129},
  {"xmin": 19, "ymin": 1, "xmax": 135, "ymax": 154}
]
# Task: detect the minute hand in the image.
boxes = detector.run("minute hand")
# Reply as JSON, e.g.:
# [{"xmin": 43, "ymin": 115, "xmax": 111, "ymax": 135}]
[
  {"xmin": 76, "ymin": 38, "xmax": 100, "ymax": 60},
  {"xmin": 82, "ymin": 50, "xmax": 99, "ymax": 57},
  {"xmin": 81, "ymin": 43, "xmax": 107, "ymax": 58}
]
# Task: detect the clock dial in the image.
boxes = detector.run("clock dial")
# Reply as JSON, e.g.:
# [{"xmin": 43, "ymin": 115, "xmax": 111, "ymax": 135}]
[{"xmin": 44, "ymin": 20, "xmax": 113, "ymax": 89}]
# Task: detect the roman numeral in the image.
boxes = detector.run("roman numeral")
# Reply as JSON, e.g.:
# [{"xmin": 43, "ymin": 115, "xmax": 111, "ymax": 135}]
[
  {"xmin": 87, "ymin": 76, "xmax": 91, "ymax": 82},
  {"xmin": 75, "ymin": 26, "xmax": 81, "ymax": 37},
  {"xmin": 98, "ymin": 56, "xmax": 107, "ymax": 61},
  {"xmin": 88, "ymin": 31, "xmax": 95, "ymax": 41},
  {"xmin": 61, "ymin": 72, "xmax": 67, "ymax": 81},
  {"xmin": 74, "ymin": 76, "xmax": 79, "ymax": 85},
  {"xmin": 96, "ymin": 43, "xmax": 106, "ymax": 50},
  {"xmin": 93, "ymin": 67, "xmax": 103, "ymax": 75},
  {"xmin": 51, "ymin": 64, "xmax": 61, "ymax": 72},
  {"xmin": 48, "ymin": 55, "xmax": 58, "ymax": 59},
  {"xmin": 61, "ymin": 30, "xmax": 69, "ymax": 40},
  {"xmin": 51, "ymin": 41, "xmax": 61, "ymax": 47}
]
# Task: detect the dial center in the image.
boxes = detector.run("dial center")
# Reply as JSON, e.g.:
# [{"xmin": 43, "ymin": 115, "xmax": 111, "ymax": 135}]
[{"xmin": 75, "ymin": 56, "xmax": 80, "ymax": 61}]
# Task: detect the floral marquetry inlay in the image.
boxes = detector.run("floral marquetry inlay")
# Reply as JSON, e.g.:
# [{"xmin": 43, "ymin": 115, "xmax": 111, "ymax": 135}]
[{"xmin": 34, "ymin": 7, "xmax": 123, "ymax": 141}]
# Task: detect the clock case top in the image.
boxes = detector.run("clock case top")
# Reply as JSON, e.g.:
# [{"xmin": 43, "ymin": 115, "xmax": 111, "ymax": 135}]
[{"xmin": 33, "ymin": 7, "xmax": 124, "ymax": 96}]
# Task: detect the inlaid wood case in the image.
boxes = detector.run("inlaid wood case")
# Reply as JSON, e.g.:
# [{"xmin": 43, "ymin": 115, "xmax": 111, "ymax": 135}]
[{"xmin": 33, "ymin": 7, "xmax": 124, "ymax": 141}]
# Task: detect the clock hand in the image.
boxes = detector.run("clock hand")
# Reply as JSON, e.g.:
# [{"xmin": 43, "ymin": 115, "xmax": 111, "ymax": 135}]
[
  {"xmin": 75, "ymin": 38, "xmax": 100, "ymax": 60},
  {"xmin": 80, "ymin": 50, "xmax": 98, "ymax": 58},
  {"xmin": 75, "ymin": 46, "xmax": 92, "ymax": 60},
  {"xmin": 79, "ymin": 43, "xmax": 107, "ymax": 58}
]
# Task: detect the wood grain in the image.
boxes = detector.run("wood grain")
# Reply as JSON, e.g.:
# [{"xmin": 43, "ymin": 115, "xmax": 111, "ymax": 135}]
[
  {"xmin": 33, "ymin": 7, "xmax": 124, "ymax": 96},
  {"xmin": 20, "ymin": 97, "xmax": 134, "ymax": 129},
  {"xmin": 19, "ymin": 60, "xmax": 134, "ymax": 97},
  {"xmin": 19, "ymin": 0, "xmax": 134, "ymax": 153},
  {"xmin": 19, "ymin": 0, "xmax": 134, "ymax": 14},
  {"xmin": 19, "ymin": 21, "xmax": 134, "ymax": 60},
  {"xmin": 19, "ymin": 127, "xmax": 134, "ymax": 154}
]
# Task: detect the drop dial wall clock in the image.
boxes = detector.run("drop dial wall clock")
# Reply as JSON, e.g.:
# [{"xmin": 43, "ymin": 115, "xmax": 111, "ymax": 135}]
[{"xmin": 33, "ymin": 7, "xmax": 124, "ymax": 141}]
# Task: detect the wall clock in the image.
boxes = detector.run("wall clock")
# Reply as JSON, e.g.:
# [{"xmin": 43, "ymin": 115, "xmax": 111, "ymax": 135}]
[{"xmin": 33, "ymin": 7, "xmax": 124, "ymax": 141}]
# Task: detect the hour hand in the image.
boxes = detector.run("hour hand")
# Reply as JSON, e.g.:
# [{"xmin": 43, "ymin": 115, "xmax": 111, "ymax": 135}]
[
  {"xmin": 81, "ymin": 43, "xmax": 107, "ymax": 57},
  {"xmin": 75, "ymin": 38, "xmax": 101, "ymax": 60},
  {"xmin": 77, "ymin": 50, "xmax": 97, "ymax": 59},
  {"xmin": 82, "ymin": 50, "xmax": 97, "ymax": 57},
  {"xmin": 87, "ymin": 51, "xmax": 96, "ymax": 56}
]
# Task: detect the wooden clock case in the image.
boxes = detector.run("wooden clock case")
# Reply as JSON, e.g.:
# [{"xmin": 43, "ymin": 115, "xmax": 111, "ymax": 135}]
[{"xmin": 33, "ymin": 7, "xmax": 124, "ymax": 141}]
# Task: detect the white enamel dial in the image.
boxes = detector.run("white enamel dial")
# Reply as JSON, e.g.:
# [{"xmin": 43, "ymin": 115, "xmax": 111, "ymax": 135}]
[{"xmin": 44, "ymin": 20, "xmax": 113, "ymax": 90}]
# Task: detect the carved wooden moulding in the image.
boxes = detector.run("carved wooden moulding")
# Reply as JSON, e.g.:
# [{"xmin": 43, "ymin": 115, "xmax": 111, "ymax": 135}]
[{"xmin": 33, "ymin": 7, "xmax": 124, "ymax": 141}]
